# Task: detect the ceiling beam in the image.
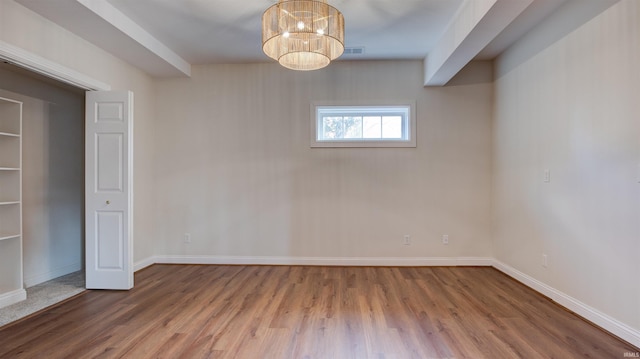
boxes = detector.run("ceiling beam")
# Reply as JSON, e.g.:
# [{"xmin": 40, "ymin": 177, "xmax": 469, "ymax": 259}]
[
  {"xmin": 74, "ymin": 0, "xmax": 191, "ymax": 77},
  {"xmin": 16, "ymin": 0, "xmax": 191, "ymax": 77},
  {"xmin": 423, "ymin": 0, "xmax": 533, "ymax": 86}
]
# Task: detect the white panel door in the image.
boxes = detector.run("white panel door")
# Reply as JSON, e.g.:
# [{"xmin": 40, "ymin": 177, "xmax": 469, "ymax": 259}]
[{"xmin": 85, "ymin": 91, "xmax": 133, "ymax": 290}]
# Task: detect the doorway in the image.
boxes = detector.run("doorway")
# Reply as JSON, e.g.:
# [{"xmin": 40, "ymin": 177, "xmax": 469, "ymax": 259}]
[{"xmin": 0, "ymin": 62, "xmax": 85, "ymax": 316}]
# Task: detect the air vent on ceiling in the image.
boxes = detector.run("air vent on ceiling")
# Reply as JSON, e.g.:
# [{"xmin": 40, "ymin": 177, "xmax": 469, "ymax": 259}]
[{"xmin": 343, "ymin": 47, "xmax": 365, "ymax": 55}]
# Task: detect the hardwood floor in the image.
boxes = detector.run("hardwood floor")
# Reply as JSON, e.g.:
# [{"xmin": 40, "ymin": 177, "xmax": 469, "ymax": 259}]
[{"xmin": 0, "ymin": 265, "xmax": 637, "ymax": 358}]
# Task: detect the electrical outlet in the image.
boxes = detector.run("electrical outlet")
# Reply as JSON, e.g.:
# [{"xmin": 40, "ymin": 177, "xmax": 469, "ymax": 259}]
[
  {"xmin": 442, "ymin": 234, "xmax": 449, "ymax": 245},
  {"xmin": 403, "ymin": 235, "xmax": 411, "ymax": 246},
  {"xmin": 544, "ymin": 169, "xmax": 551, "ymax": 183},
  {"xmin": 184, "ymin": 233, "xmax": 191, "ymax": 244},
  {"xmin": 542, "ymin": 254, "xmax": 548, "ymax": 268}
]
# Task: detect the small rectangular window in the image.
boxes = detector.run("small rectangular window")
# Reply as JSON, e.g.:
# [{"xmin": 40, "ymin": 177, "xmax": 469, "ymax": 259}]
[{"xmin": 311, "ymin": 103, "xmax": 416, "ymax": 147}]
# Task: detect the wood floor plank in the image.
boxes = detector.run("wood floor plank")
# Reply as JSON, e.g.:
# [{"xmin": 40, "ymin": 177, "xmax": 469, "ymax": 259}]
[{"xmin": 0, "ymin": 265, "xmax": 637, "ymax": 358}]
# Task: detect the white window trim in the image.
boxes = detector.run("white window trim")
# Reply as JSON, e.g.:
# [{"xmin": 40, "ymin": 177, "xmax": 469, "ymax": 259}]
[{"xmin": 310, "ymin": 101, "xmax": 417, "ymax": 148}]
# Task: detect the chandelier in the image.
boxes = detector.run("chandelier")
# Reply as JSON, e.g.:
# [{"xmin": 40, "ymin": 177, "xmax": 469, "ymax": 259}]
[{"xmin": 262, "ymin": 0, "xmax": 345, "ymax": 71}]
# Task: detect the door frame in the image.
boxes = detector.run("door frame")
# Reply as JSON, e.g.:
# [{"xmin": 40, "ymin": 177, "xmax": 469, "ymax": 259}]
[{"xmin": 0, "ymin": 41, "xmax": 110, "ymax": 91}]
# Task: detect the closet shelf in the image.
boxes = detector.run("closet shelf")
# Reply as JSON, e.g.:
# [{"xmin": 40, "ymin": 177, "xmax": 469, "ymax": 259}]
[
  {"xmin": 0, "ymin": 132, "xmax": 19, "ymax": 137},
  {"xmin": 0, "ymin": 96, "xmax": 23, "ymax": 308},
  {"xmin": 0, "ymin": 201, "xmax": 20, "ymax": 206},
  {"xmin": 0, "ymin": 234, "xmax": 20, "ymax": 242}
]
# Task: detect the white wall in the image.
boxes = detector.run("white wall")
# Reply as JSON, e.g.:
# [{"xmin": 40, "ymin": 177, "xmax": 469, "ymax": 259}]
[
  {"xmin": 0, "ymin": 0, "xmax": 156, "ymax": 264},
  {"xmin": 0, "ymin": 66, "xmax": 84, "ymax": 286},
  {"xmin": 493, "ymin": 0, "xmax": 639, "ymax": 336},
  {"xmin": 153, "ymin": 60, "xmax": 493, "ymax": 262}
]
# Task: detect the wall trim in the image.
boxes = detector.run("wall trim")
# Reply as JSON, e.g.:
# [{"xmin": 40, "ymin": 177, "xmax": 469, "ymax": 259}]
[
  {"xmin": 0, "ymin": 288, "xmax": 27, "ymax": 309},
  {"xmin": 24, "ymin": 262, "xmax": 83, "ymax": 288},
  {"xmin": 134, "ymin": 256, "xmax": 156, "ymax": 272},
  {"xmin": 492, "ymin": 260, "xmax": 640, "ymax": 349},
  {"xmin": 0, "ymin": 40, "xmax": 110, "ymax": 91},
  {"xmin": 152, "ymin": 255, "xmax": 493, "ymax": 267}
]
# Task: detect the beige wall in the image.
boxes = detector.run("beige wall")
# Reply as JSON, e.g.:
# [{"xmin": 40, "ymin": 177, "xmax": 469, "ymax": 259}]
[
  {"xmin": 493, "ymin": 0, "xmax": 639, "ymax": 332},
  {"xmin": 0, "ymin": 0, "xmax": 156, "ymax": 263},
  {"xmin": 153, "ymin": 60, "xmax": 493, "ymax": 260}
]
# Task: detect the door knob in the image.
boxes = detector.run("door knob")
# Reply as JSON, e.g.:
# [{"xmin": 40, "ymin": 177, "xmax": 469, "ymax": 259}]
[{"xmin": 106, "ymin": 200, "xmax": 110, "ymax": 205}]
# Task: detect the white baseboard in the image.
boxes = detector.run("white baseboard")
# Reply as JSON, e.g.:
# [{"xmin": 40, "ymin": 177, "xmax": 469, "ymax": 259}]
[
  {"xmin": 134, "ymin": 256, "xmax": 156, "ymax": 272},
  {"xmin": 0, "ymin": 288, "xmax": 27, "ymax": 309},
  {"xmin": 493, "ymin": 260, "xmax": 640, "ymax": 348},
  {"xmin": 24, "ymin": 262, "xmax": 83, "ymax": 288},
  {"xmin": 152, "ymin": 255, "xmax": 493, "ymax": 267}
]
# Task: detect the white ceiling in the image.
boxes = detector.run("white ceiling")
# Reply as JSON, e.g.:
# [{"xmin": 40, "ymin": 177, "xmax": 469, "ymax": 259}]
[
  {"xmin": 15, "ymin": 0, "xmax": 588, "ymax": 82},
  {"xmin": 106, "ymin": 0, "xmax": 466, "ymax": 64}
]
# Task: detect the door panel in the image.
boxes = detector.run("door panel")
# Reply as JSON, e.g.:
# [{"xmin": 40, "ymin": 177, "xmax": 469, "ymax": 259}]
[
  {"xmin": 96, "ymin": 133, "xmax": 123, "ymax": 192},
  {"xmin": 96, "ymin": 211, "xmax": 124, "ymax": 269}
]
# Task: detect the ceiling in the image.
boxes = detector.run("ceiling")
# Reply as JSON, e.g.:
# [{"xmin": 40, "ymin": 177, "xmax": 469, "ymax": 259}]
[
  {"xmin": 15, "ymin": 0, "xmax": 587, "ymax": 83},
  {"xmin": 106, "ymin": 0, "xmax": 466, "ymax": 64}
]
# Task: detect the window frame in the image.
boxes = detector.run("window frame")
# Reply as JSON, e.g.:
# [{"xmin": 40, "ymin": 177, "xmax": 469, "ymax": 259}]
[{"xmin": 310, "ymin": 101, "xmax": 417, "ymax": 148}]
